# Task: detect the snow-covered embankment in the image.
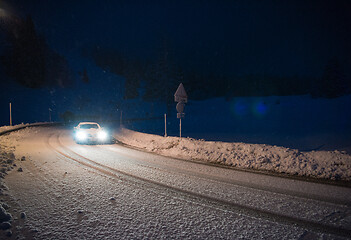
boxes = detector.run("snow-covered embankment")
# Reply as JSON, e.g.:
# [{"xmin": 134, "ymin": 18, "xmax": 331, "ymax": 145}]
[
  {"xmin": 116, "ymin": 128, "xmax": 351, "ymax": 181},
  {"xmin": 0, "ymin": 123, "xmax": 55, "ymax": 237}
]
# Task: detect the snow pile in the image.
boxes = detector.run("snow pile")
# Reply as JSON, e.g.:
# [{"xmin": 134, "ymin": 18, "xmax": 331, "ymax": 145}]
[
  {"xmin": 0, "ymin": 124, "xmax": 27, "ymax": 133},
  {"xmin": 116, "ymin": 128, "xmax": 351, "ymax": 181},
  {"xmin": 0, "ymin": 149, "xmax": 16, "ymax": 179},
  {"xmin": 0, "ymin": 123, "xmax": 56, "ymax": 135},
  {"xmin": 0, "ymin": 145, "xmax": 15, "ymax": 236},
  {"xmin": 0, "ymin": 126, "xmax": 34, "ymax": 237}
]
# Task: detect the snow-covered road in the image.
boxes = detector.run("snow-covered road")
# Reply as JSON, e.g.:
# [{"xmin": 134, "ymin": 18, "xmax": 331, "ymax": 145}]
[{"xmin": 1, "ymin": 126, "xmax": 351, "ymax": 239}]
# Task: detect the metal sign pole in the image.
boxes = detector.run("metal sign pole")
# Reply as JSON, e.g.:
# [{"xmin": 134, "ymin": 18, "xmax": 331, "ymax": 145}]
[
  {"xmin": 180, "ymin": 118, "xmax": 182, "ymax": 139},
  {"xmin": 174, "ymin": 83, "xmax": 187, "ymax": 140},
  {"xmin": 164, "ymin": 113, "xmax": 167, "ymax": 137},
  {"xmin": 9, "ymin": 102, "xmax": 12, "ymax": 126}
]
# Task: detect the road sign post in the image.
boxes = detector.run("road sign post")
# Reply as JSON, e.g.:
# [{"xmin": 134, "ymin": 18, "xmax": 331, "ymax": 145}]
[
  {"xmin": 174, "ymin": 83, "xmax": 188, "ymax": 139},
  {"xmin": 164, "ymin": 113, "xmax": 167, "ymax": 137},
  {"xmin": 179, "ymin": 114, "xmax": 183, "ymax": 138}
]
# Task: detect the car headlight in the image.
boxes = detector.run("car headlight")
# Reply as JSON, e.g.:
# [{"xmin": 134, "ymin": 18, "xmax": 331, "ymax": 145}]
[
  {"xmin": 97, "ymin": 131, "xmax": 107, "ymax": 141},
  {"xmin": 76, "ymin": 131, "xmax": 87, "ymax": 141}
]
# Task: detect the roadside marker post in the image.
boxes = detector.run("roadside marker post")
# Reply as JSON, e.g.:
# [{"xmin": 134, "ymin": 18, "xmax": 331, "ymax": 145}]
[
  {"xmin": 49, "ymin": 108, "xmax": 52, "ymax": 122},
  {"xmin": 9, "ymin": 102, "xmax": 12, "ymax": 126},
  {"xmin": 164, "ymin": 113, "xmax": 167, "ymax": 137}
]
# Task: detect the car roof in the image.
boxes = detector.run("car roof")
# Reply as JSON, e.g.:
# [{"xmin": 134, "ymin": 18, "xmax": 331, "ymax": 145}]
[{"xmin": 78, "ymin": 122, "xmax": 101, "ymax": 126}]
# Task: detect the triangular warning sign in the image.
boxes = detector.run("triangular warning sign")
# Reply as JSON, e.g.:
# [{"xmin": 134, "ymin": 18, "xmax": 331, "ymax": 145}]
[{"xmin": 174, "ymin": 83, "xmax": 188, "ymax": 102}]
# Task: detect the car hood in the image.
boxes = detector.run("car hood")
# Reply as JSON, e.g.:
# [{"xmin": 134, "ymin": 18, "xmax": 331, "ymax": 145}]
[{"xmin": 81, "ymin": 128, "xmax": 100, "ymax": 134}]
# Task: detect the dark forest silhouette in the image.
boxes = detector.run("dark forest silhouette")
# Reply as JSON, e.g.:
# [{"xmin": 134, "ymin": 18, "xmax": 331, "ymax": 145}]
[
  {"xmin": 1, "ymin": 15, "xmax": 350, "ymax": 102},
  {"xmin": 0, "ymin": 15, "xmax": 73, "ymax": 88},
  {"xmin": 86, "ymin": 45, "xmax": 351, "ymax": 103}
]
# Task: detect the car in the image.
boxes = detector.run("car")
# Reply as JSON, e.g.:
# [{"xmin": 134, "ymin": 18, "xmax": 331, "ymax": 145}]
[{"xmin": 73, "ymin": 122, "xmax": 110, "ymax": 144}]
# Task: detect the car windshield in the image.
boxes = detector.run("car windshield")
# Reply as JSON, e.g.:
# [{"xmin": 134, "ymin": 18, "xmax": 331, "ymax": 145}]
[{"xmin": 80, "ymin": 124, "xmax": 99, "ymax": 129}]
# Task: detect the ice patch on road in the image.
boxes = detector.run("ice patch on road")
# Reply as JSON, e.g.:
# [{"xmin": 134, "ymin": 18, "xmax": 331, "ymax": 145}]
[{"xmin": 116, "ymin": 128, "xmax": 351, "ymax": 181}]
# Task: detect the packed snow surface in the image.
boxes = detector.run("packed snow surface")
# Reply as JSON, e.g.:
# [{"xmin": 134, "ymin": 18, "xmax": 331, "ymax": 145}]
[
  {"xmin": 116, "ymin": 128, "xmax": 351, "ymax": 181},
  {"xmin": 1, "ymin": 126, "xmax": 351, "ymax": 239},
  {"xmin": 0, "ymin": 124, "xmax": 27, "ymax": 133},
  {"xmin": 0, "ymin": 127, "xmax": 328, "ymax": 239},
  {"xmin": 0, "ymin": 123, "xmax": 52, "ymax": 135}
]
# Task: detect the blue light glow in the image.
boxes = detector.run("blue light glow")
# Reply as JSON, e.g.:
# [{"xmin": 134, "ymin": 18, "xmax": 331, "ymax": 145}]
[
  {"xmin": 232, "ymin": 100, "xmax": 249, "ymax": 116},
  {"xmin": 252, "ymin": 101, "xmax": 268, "ymax": 116}
]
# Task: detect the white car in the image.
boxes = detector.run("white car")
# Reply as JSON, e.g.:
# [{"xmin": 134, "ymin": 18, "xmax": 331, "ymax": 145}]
[{"xmin": 73, "ymin": 122, "xmax": 110, "ymax": 144}]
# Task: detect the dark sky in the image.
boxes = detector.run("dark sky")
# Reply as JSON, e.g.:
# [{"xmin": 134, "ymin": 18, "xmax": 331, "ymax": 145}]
[
  {"xmin": 0, "ymin": 0, "xmax": 351, "ymax": 126},
  {"xmin": 4, "ymin": 0, "xmax": 351, "ymax": 77}
]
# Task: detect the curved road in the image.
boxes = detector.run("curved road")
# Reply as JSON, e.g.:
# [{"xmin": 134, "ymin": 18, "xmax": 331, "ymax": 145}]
[{"xmin": 3, "ymin": 126, "xmax": 351, "ymax": 239}]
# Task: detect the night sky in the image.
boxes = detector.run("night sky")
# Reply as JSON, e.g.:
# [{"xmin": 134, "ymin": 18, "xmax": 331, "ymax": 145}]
[
  {"xmin": 7, "ymin": 0, "xmax": 351, "ymax": 76},
  {"xmin": 0, "ymin": 0, "xmax": 350, "ymax": 126}
]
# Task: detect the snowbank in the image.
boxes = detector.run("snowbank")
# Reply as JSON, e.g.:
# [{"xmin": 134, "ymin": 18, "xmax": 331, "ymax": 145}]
[
  {"xmin": 116, "ymin": 128, "xmax": 351, "ymax": 181},
  {"xmin": 0, "ymin": 123, "xmax": 60, "ymax": 137},
  {"xmin": 0, "ymin": 124, "xmax": 28, "ymax": 134},
  {"xmin": 123, "ymin": 95, "xmax": 351, "ymax": 153}
]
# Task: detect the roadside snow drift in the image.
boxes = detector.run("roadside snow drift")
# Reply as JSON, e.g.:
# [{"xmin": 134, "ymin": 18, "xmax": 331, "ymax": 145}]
[{"xmin": 116, "ymin": 128, "xmax": 351, "ymax": 181}]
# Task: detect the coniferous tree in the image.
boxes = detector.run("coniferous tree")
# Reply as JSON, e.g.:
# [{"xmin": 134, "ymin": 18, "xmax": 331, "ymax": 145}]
[
  {"xmin": 143, "ymin": 41, "xmax": 180, "ymax": 113},
  {"xmin": 124, "ymin": 61, "xmax": 141, "ymax": 99},
  {"xmin": 0, "ymin": 15, "xmax": 73, "ymax": 88},
  {"xmin": 315, "ymin": 58, "xmax": 349, "ymax": 98},
  {"xmin": 1, "ymin": 15, "xmax": 46, "ymax": 88}
]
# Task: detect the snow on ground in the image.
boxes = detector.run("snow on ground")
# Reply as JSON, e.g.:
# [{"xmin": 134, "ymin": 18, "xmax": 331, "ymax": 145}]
[
  {"xmin": 1, "ymin": 127, "xmax": 312, "ymax": 239},
  {"xmin": 0, "ymin": 125, "xmax": 350, "ymax": 238},
  {"xmin": 0, "ymin": 124, "xmax": 27, "ymax": 134},
  {"xmin": 115, "ymin": 128, "xmax": 351, "ymax": 181},
  {"xmin": 0, "ymin": 126, "xmax": 45, "ymax": 238},
  {"xmin": 0, "ymin": 131, "xmax": 23, "ymax": 237},
  {"xmin": 0, "ymin": 123, "xmax": 53, "ymax": 135}
]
